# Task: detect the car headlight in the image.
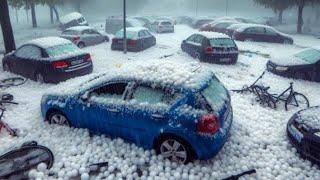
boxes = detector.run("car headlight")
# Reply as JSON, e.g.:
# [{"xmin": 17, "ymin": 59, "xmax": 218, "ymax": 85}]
[
  {"xmin": 275, "ymin": 66, "xmax": 288, "ymax": 71},
  {"xmin": 314, "ymin": 132, "xmax": 320, "ymax": 137}
]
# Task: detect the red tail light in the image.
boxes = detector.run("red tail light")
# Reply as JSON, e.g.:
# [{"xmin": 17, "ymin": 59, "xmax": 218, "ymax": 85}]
[
  {"xmin": 204, "ymin": 47, "xmax": 214, "ymax": 54},
  {"xmin": 72, "ymin": 36, "xmax": 80, "ymax": 41},
  {"xmin": 197, "ymin": 114, "xmax": 220, "ymax": 134},
  {"xmin": 84, "ymin": 54, "xmax": 92, "ymax": 62},
  {"xmin": 128, "ymin": 39, "xmax": 137, "ymax": 45},
  {"xmin": 52, "ymin": 60, "xmax": 69, "ymax": 69}
]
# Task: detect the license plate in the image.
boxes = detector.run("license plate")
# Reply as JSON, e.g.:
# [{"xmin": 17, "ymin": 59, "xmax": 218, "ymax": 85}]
[
  {"xmin": 220, "ymin": 58, "xmax": 231, "ymax": 62},
  {"xmin": 71, "ymin": 59, "xmax": 84, "ymax": 65},
  {"xmin": 288, "ymin": 125, "xmax": 303, "ymax": 143}
]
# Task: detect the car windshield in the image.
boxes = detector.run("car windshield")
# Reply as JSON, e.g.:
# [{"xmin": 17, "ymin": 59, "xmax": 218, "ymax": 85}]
[
  {"xmin": 210, "ymin": 38, "xmax": 235, "ymax": 47},
  {"xmin": 115, "ymin": 30, "xmax": 138, "ymax": 39},
  {"xmin": 161, "ymin": 22, "xmax": 172, "ymax": 25},
  {"xmin": 294, "ymin": 48, "xmax": 320, "ymax": 64},
  {"xmin": 202, "ymin": 77, "xmax": 228, "ymax": 112},
  {"xmin": 46, "ymin": 43, "xmax": 79, "ymax": 57}
]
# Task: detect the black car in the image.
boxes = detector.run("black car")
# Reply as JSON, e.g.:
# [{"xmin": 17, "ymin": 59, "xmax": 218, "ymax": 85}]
[
  {"xmin": 111, "ymin": 27, "xmax": 156, "ymax": 52},
  {"xmin": 267, "ymin": 47, "xmax": 320, "ymax": 82},
  {"xmin": 2, "ymin": 37, "xmax": 93, "ymax": 84},
  {"xmin": 181, "ymin": 32, "xmax": 239, "ymax": 64},
  {"xmin": 287, "ymin": 106, "xmax": 320, "ymax": 165}
]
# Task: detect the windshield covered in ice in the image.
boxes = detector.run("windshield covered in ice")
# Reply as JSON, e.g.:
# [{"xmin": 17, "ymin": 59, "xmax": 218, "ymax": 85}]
[
  {"xmin": 46, "ymin": 43, "xmax": 79, "ymax": 57},
  {"xmin": 210, "ymin": 38, "xmax": 236, "ymax": 47},
  {"xmin": 115, "ymin": 30, "xmax": 138, "ymax": 39},
  {"xmin": 202, "ymin": 77, "xmax": 228, "ymax": 112},
  {"xmin": 294, "ymin": 48, "xmax": 320, "ymax": 64}
]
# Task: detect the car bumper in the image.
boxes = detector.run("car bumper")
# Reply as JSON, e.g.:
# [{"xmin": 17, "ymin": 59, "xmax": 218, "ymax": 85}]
[
  {"xmin": 111, "ymin": 43, "xmax": 140, "ymax": 52},
  {"xmin": 287, "ymin": 117, "xmax": 320, "ymax": 165},
  {"xmin": 204, "ymin": 53, "xmax": 238, "ymax": 64},
  {"xmin": 266, "ymin": 63, "xmax": 290, "ymax": 77},
  {"xmin": 45, "ymin": 62, "xmax": 93, "ymax": 83}
]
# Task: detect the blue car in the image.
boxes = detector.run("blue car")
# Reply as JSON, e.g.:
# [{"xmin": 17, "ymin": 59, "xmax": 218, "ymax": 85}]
[{"xmin": 41, "ymin": 62, "xmax": 233, "ymax": 163}]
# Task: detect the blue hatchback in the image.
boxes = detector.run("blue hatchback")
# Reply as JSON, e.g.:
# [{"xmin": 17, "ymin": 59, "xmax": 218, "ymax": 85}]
[{"xmin": 41, "ymin": 62, "xmax": 233, "ymax": 163}]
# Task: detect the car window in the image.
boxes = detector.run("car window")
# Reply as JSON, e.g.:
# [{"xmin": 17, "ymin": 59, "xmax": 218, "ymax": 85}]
[
  {"xmin": 144, "ymin": 30, "xmax": 152, "ymax": 36},
  {"xmin": 89, "ymin": 83, "xmax": 128, "ymax": 102},
  {"xmin": 45, "ymin": 43, "xmax": 79, "ymax": 57},
  {"xmin": 202, "ymin": 78, "xmax": 228, "ymax": 111},
  {"xmin": 115, "ymin": 30, "xmax": 138, "ymax": 39},
  {"xmin": 131, "ymin": 85, "xmax": 180, "ymax": 106},
  {"xmin": 82, "ymin": 29, "xmax": 91, "ymax": 35},
  {"xmin": 15, "ymin": 45, "xmax": 42, "ymax": 59},
  {"xmin": 210, "ymin": 38, "xmax": 236, "ymax": 47},
  {"xmin": 265, "ymin": 28, "xmax": 278, "ymax": 36},
  {"xmin": 194, "ymin": 93, "xmax": 212, "ymax": 112},
  {"xmin": 161, "ymin": 21, "xmax": 172, "ymax": 26},
  {"xmin": 138, "ymin": 31, "xmax": 146, "ymax": 38},
  {"xmin": 294, "ymin": 48, "xmax": 320, "ymax": 64},
  {"xmin": 245, "ymin": 27, "xmax": 265, "ymax": 34},
  {"xmin": 186, "ymin": 34, "xmax": 196, "ymax": 42},
  {"xmin": 194, "ymin": 35, "xmax": 204, "ymax": 44}
]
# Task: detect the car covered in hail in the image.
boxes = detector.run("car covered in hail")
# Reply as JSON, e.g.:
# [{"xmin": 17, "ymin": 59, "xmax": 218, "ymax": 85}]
[
  {"xmin": 287, "ymin": 106, "xmax": 320, "ymax": 165},
  {"xmin": 267, "ymin": 47, "xmax": 320, "ymax": 82},
  {"xmin": 41, "ymin": 61, "xmax": 233, "ymax": 163},
  {"xmin": 2, "ymin": 37, "xmax": 93, "ymax": 83}
]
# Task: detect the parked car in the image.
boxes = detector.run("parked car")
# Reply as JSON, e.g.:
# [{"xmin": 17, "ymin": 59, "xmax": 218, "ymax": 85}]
[
  {"xmin": 191, "ymin": 18, "xmax": 215, "ymax": 29},
  {"xmin": 111, "ymin": 27, "xmax": 156, "ymax": 52},
  {"xmin": 132, "ymin": 16, "xmax": 153, "ymax": 29},
  {"xmin": 287, "ymin": 106, "xmax": 320, "ymax": 165},
  {"xmin": 267, "ymin": 47, "xmax": 320, "ymax": 82},
  {"xmin": 181, "ymin": 32, "xmax": 239, "ymax": 64},
  {"xmin": 2, "ymin": 37, "xmax": 93, "ymax": 83},
  {"xmin": 105, "ymin": 17, "xmax": 143, "ymax": 34},
  {"xmin": 225, "ymin": 23, "xmax": 247, "ymax": 37},
  {"xmin": 60, "ymin": 26, "xmax": 109, "ymax": 48},
  {"xmin": 41, "ymin": 61, "xmax": 233, "ymax": 163},
  {"xmin": 232, "ymin": 24, "xmax": 293, "ymax": 44},
  {"xmin": 59, "ymin": 12, "xmax": 88, "ymax": 31},
  {"xmin": 176, "ymin": 16, "xmax": 193, "ymax": 25},
  {"xmin": 200, "ymin": 21, "xmax": 239, "ymax": 34},
  {"xmin": 150, "ymin": 20, "xmax": 174, "ymax": 33}
]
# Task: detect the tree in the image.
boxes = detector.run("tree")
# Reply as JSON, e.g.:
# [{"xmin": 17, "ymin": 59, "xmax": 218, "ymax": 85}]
[
  {"xmin": 8, "ymin": 0, "xmax": 37, "ymax": 28},
  {"xmin": 294, "ymin": 0, "xmax": 319, "ymax": 33},
  {"xmin": 0, "ymin": 0, "xmax": 16, "ymax": 53},
  {"xmin": 37, "ymin": 0, "xmax": 63, "ymax": 24},
  {"xmin": 253, "ymin": 0, "xmax": 291, "ymax": 24}
]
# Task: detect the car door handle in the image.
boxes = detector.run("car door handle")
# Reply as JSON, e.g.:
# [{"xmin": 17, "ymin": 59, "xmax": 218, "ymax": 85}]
[
  {"xmin": 151, "ymin": 114, "xmax": 165, "ymax": 119},
  {"xmin": 107, "ymin": 108, "xmax": 120, "ymax": 113}
]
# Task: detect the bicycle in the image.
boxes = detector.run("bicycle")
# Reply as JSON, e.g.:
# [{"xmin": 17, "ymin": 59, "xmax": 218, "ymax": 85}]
[
  {"xmin": 0, "ymin": 77, "xmax": 26, "ymax": 88},
  {"xmin": 233, "ymin": 71, "xmax": 310, "ymax": 111}
]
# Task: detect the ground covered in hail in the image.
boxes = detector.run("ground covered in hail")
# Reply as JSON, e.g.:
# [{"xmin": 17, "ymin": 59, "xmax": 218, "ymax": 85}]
[{"xmin": 0, "ymin": 24, "xmax": 320, "ymax": 180}]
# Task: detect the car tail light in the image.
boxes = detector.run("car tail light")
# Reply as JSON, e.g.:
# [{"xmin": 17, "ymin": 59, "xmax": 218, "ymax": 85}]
[
  {"xmin": 128, "ymin": 39, "xmax": 137, "ymax": 45},
  {"xmin": 52, "ymin": 60, "xmax": 69, "ymax": 69},
  {"xmin": 72, "ymin": 36, "xmax": 80, "ymax": 41},
  {"xmin": 204, "ymin": 47, "xmax": 214, "ymax": 54},
  {"xmin": 197, "ymin": 114, "xmax": 220, "ymax": 134},
  {"xmin": 84, "ymin": 54, "xmax": 92, "ymax": 62}
]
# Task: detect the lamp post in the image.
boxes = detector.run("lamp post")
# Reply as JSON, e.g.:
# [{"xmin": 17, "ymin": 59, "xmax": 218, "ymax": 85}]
[
  {"xmin": 123, "ymin": 0, "xmax": 127, "ymax": 54},
  {"xmin": 196, "ymin": 0, "xmax": 199, "ymax": 16},
  {"xmin": 226, "ymin": 0, "xmax": 229, "ymax": 16}
]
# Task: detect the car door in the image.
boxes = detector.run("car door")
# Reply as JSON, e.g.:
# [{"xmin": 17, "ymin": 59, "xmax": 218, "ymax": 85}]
[
  {"xmin": 193, "ymin": 35, "xmax": 205, "ymax": 57},
  {"xmin": 144, "ymin": 30, "xmax": 155, "ymax": 46},
  {"xmin": 264, "ymin": 28, "xmax": 281, "ymax": 43},
  {"xmin": 73, "ymin": 82, "xmax": 130, "ymax": 136},
  {"xmin": 119, "ymin": 83, "xmax": 182, "ymax": 147},
  {"xmin": 81, "ymin": 29, "xmax": 95, "ymax": 46},
  {"xmin": 138, "ymin": 30, "xmax": 146, "ymax": 49},
  {"xmin": 91, "ymin": 30, "xmax": 104, "ymax": 44},
  {"xmin": 183, "ymin": 34, "xmax": 196, "ymax": 54}
]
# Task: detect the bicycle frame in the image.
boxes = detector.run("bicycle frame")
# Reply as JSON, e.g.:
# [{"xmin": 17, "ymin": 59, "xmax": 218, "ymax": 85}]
[{"xmin": 271, "ymin": 83, "xmax": 294, "ymax": 103}]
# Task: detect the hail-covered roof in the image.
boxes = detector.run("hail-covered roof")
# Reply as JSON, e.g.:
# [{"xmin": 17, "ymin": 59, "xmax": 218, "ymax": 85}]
[
  {"xmin": 46, "ymin": 61, "xmax": 213, "ymax": 96},
  {"xmin": 27, "ymin": 37, "xmax": 73, "ymax": 49},
  {"xmin": 66, "ymin": 26, "xmax": 94, "ymax": 32},
  {"xmin": 60, "ymin": 12, "xmax": 84, "ymax": 24},
  {"xmin": 197, "ymin": 31, "xmax": 230, "ymax": 39}
]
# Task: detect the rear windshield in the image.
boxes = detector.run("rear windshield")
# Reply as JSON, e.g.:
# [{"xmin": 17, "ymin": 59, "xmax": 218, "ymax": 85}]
[
  {"xmin": 46, "ymin": 43, "xmax": 79, "ymax": 57},
  {"xmin": 202, "ymin": 78, "xmax": 228, "ymax": 112},
  {"xmin": 294, "ymin": 48, "xmax": 320, "ymax": 64},
  {"xmin": 210, "ymin": 38, "xmax": 236, "ymax": 47},
  {"xmin": 62, "ymin": 30, "xmax": 79, "ymax": 35},
  {"xmin": 115, "ymin": 30, "xmax": 138, "ymax": 39},
  {"xmin": 161, "ymin": 22, "xmax": 172, "ymax": 25}
]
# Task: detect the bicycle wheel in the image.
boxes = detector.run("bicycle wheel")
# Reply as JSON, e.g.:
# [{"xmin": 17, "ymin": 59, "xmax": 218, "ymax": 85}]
[
  {"xmin": 285, "ymin": 92, "xmax": 310, "ymax": 111},
  {"xmin": 0, "ymin": 77, "xmax": 26, "ymax": 87},
  {"xmin": 252, "ymin": 86, "xmax": 277, "ymax": 109}
]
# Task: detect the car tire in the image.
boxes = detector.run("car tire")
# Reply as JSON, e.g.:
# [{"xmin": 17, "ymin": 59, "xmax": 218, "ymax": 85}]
[
  {"xmin": 35, "ymin": 73, "xmax": 45, "ymax": 83},
  {"xmin": 3, "ymin": 63, "xmax": 10, "ymax": 72},
  {"xmin": 156, "ymin": 135, "xmax": 194, "ymax": 164},
  {"xmin": 284, "ymin": 39, "xmax": 292, "ymax": 44},
  {"xmin": 47, "ymin": 110, "xmax": 70, "ymax": 127},
  {"xmin": 77, "ymin": 42, "xmax": 85, "ymax": 48}
]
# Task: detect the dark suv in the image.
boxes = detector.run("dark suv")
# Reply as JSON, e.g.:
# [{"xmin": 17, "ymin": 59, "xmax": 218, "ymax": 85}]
[{"xmin": 181, "ymin": 32, "xmax": 238, "ymax": 64}]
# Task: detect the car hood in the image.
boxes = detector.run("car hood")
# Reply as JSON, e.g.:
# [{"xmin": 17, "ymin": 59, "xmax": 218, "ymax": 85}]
[
  {"xmin": 295, "ymin": 106, "xmax": 320, "ymax": 131},
  {"xmin": 270, "ymin": 56, "xmax": 309, "ymax": 66}
]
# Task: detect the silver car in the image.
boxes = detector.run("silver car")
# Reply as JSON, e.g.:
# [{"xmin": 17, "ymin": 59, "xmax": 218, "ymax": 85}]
[
  {"xmin": 151, "ymin": 20, "xmax": 174, "ymax": 33},
  {"xmin": 60, "ymin": 26, "xmax": 109, "ymax": 48}
]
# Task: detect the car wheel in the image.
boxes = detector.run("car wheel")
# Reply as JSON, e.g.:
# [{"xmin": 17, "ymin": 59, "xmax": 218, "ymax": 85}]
[
  {"xmin": 77, "ymin": 42, "xmax": 85, "ymax": 48},
  {"xmin": 35, "ymin": 73, "xmax": 45, "ymax": 83},
  {"xmin": 156, "ymin": 135, "xmax": 194, "ymax": 164},
  {"xmin": 48, "ymin": 111, "xmax": 70, "ymax": 126},
  {"xmin": 284, "ymin": 39, "xmax": 292, "ymax": 44},
  {"xmin": 3, "ymin": 63, "xmax": 10, "ymax": 72}
]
